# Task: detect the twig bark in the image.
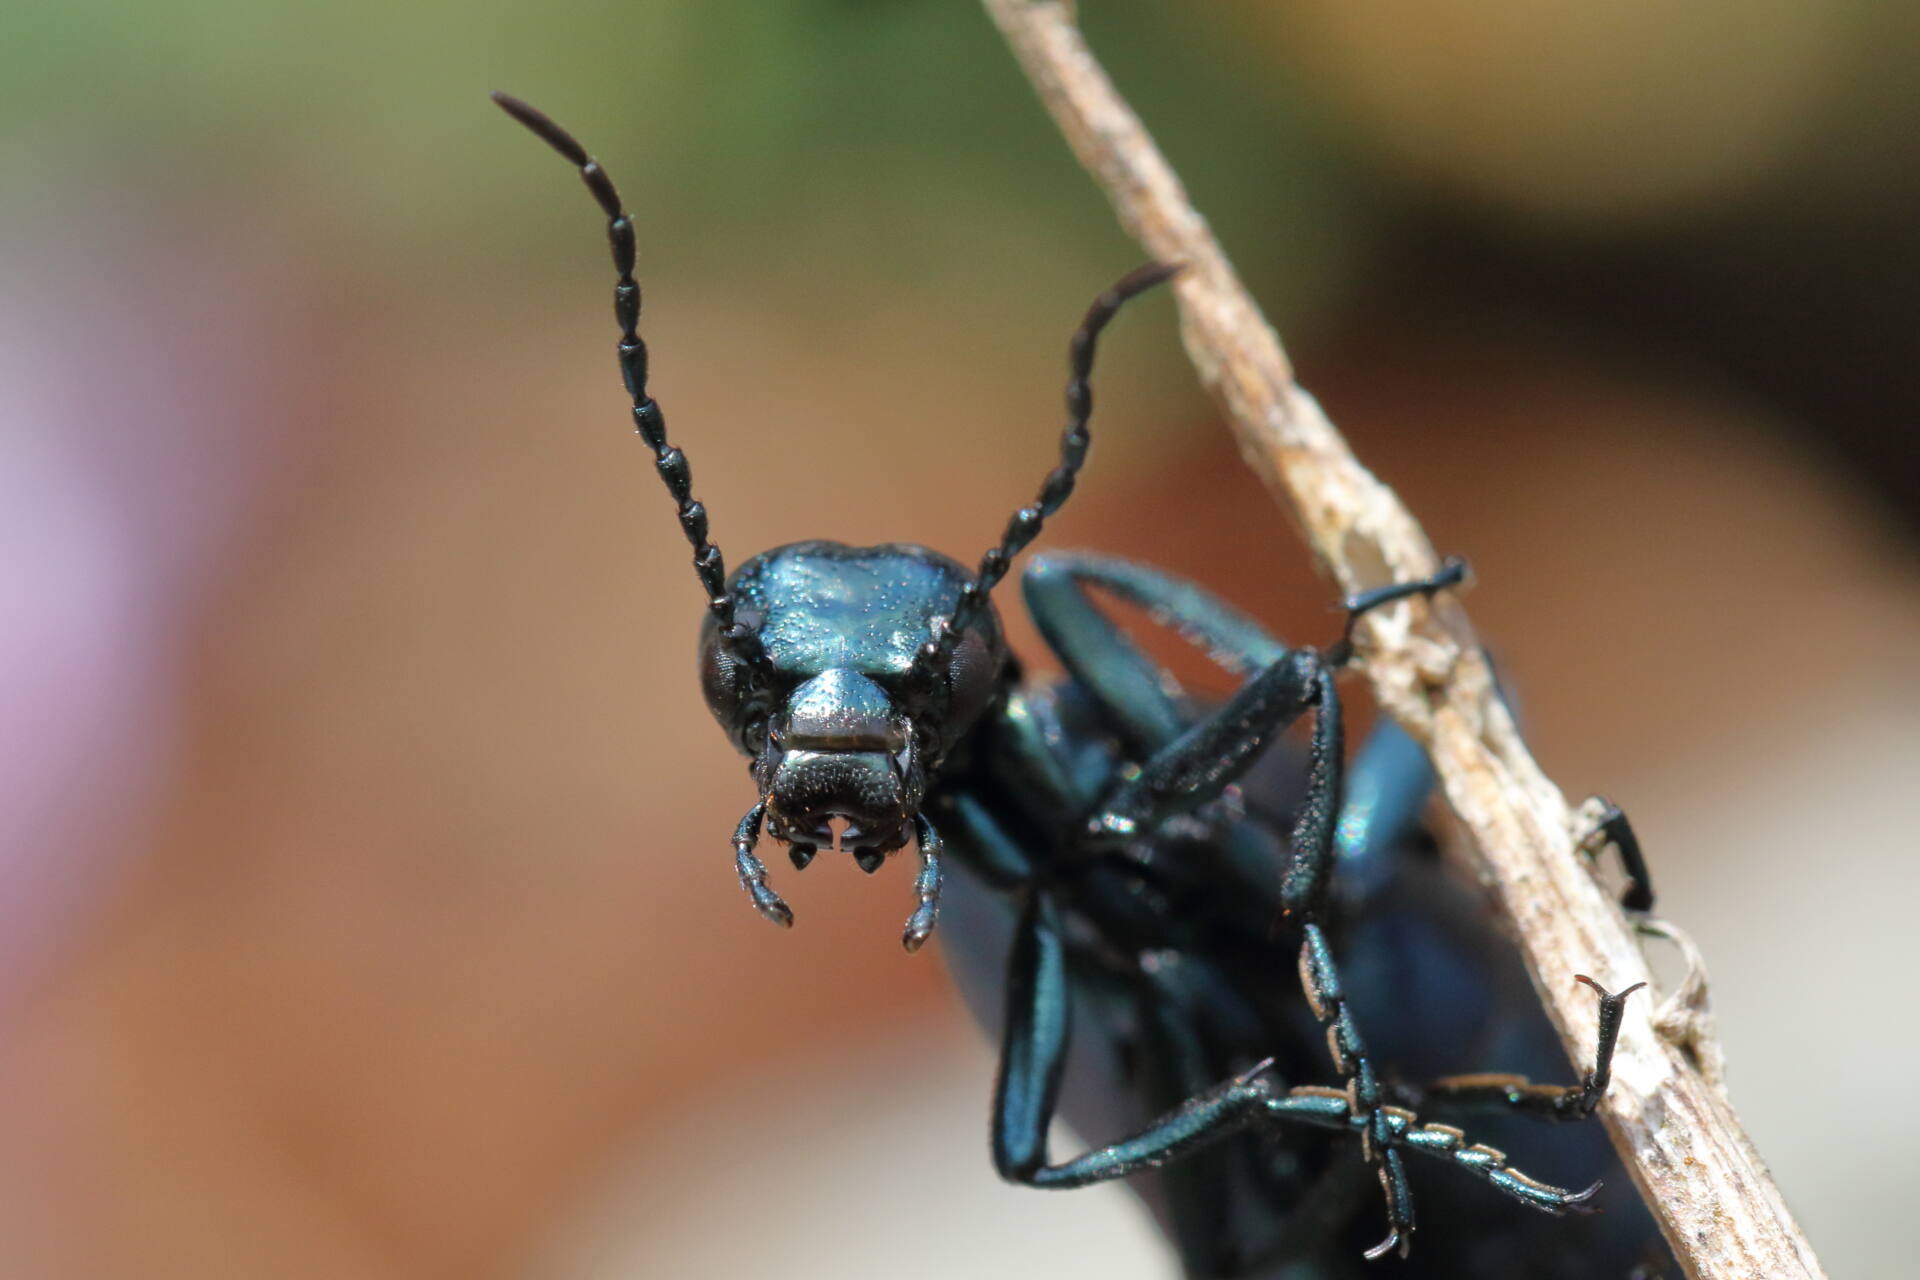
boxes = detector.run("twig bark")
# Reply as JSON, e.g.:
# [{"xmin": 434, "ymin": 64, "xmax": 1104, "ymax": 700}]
[{"xmin": 979, "ymin": 3, "xmax": 1826, "ymax": 1277}]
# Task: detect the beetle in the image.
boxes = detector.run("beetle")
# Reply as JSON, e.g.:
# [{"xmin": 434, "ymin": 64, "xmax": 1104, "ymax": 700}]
[{"xmin": 492, "ymin": 92, "xmax": 1673, "ymax": 1277}]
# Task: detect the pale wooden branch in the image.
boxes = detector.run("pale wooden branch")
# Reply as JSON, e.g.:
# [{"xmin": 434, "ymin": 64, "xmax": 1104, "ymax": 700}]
[{"xmin": 980, "ymin": 3, "xmax": 1826, "ymax": 1277}]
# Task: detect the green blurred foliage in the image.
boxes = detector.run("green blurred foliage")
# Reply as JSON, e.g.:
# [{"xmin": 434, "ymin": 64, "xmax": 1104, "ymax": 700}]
[
  {"xmin": 1, "ymin": 0, "xmax": 1362, "ymax": 329},
  {"xmin": 5, "ymin": 0, "xmax": 1913, "ymax": 516}
]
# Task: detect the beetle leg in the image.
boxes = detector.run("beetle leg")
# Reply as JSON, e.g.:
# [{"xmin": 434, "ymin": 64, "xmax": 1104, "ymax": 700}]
[
  {"xmin": 731, "ymin": 801, "xmax": 792, "ymax": 929},
  {"xmin": 985, "ymin": 892, "xmax": 1595, "ymax": 1261},
  {"xmin": 1273, "ymin": 661, "xmax": 1436, "ymax": 1258},
  {"xmin": 1297, "ymin": 921, "xmax": 1412, "ymax": 1258},
  {"xmin": 1268, "ymin": 1089, "xmax": 1602, "ymax": 1218},
  {"xmin": 1084, "ymin": 651, "xmax": 1323, "ymax": 843},
  {"xmin": 1022, "ymin": 553, "xmax": 1286, "ymax": 754},
  {"xmin": 901, "ymin": 813, "xmax": 944, "ymax": 953},
  {"xmin": 991, "ymin": 899, "xmax": 1285, "ymax": 1194},
  {"xmin": 1129, "ymin": 952, "xmax": 1290, "ymax": 1269},
  {"xmin": 1331, "ymin": 715, "xmax": 1438, "ymax": 908},
  {"xmin": 1038, "ymin": 559, "xmax": 1458, "ymax": 1255},
  {"xmin": 996, "ymin": 916, "xmax": 1276, "ymax": 1190},
  {"xmin": 1576, "ymin": 796, "xmax": 1657, "ymax": 912},
  {"xmin": 1013, "ymin": 555, "xmax": 1489, "ymax": 1257},
  {"xmin": 1410, "ymin": 976, "xmax": 1648, "ymax": 1121},
  {"xmin": 991, "ymin": 889, "xmax": 1271, "ymax": 1191},
  {"xmin": 992, "ymin": 890, "xmax": 1075, "ymax": 1182},
  {"xmin": 1406, "ymin": 1118, "xmax": 1604, "ymax": 1217},
  {"xmin": 1324, "ymin": 557, "xmax": 1469, "ymax": 668},
  {"xmin": 1022, "ymin": 552, "xmax": 1449, "ymax": 907},
  {"xmin": 1279, "ymin": 665, "xmax": 1343, "ymax": 918},
  {"xmin": 997, "ymin": 1046, "xmax": 1599, "ymax": 1253},
  {"xmin": 1025, "ymin": 552, "xmax": 1459, "ymax": 896}
]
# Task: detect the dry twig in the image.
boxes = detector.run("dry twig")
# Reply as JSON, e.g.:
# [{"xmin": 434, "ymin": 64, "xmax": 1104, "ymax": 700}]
[{"xmin": 979, "ymin": 3, "xmax": 1826, "ymax": 1276}]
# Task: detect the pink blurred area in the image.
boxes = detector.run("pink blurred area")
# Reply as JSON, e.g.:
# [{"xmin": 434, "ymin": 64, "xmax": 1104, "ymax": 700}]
[
  {"xmin": 0, "ymin": 200, "xmax": 296, "ymax": 1004},
  {"xmin": 1, "ymin": 4, "xmax": 1915, "ymax": 1277}
]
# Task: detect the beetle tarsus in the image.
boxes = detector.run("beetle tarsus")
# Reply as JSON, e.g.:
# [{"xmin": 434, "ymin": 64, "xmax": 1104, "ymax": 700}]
[
  {"xmin": 1328, "ymin": 556, "xmax": 1470, "ymax": 667},
  {"xmin": 750, "ymin": 889, "xmax": 793, "ymax": 929},
  {"xmin": 1572, "ymin": 975, "xmax": 1647, "ymax": 1112},
  {"xmin": 1576, "ymin": 796, "xmax": 1657, "ymax": 912},
  {"xmin": 1363, "ymin": 1226, "xmax": 1407, "ymax": 1261}
]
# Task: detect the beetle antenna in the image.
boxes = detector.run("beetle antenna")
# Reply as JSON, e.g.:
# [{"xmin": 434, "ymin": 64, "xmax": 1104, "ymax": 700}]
[
  {"xmin": 492, "ymin": 91, "xmax": 771, "ymax": 677},
  {"xmin": 909, "ymin": 261, "xmax": 1180, "ymax": 692}
]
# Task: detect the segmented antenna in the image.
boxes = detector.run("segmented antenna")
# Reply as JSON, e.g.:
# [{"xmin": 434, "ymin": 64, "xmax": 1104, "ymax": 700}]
[
  {"xmin": 492, "ymin": 92, "xmax": 770, "ymax": 678},
  {"xmin": 908, "ymin": 261, "xmax": 1179, "ymax": 694}
]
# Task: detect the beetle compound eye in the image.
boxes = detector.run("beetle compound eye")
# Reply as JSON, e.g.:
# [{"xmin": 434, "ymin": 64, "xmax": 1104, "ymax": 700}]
[
  {"xmin": 699, "ymin": 623, "xmax": 767, "ymax": 754},
  {"xmin": 942, "ymin": 627, "xmax": 1002, "ymax": 739},
  {"xmin": 700, "ymin": 636, "xmax": 738, "ymax": 706}
]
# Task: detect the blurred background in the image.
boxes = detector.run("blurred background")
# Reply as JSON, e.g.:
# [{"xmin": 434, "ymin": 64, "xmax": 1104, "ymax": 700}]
[{"xmin": 1, "ymin": 1, "xmax": 1914, "ymax": 1276}]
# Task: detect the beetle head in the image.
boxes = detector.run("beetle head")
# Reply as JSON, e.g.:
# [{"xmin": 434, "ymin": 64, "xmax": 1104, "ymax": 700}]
[{"xmin": 701, "ymin": 541, "xmax": 1007, "ymax": 866}]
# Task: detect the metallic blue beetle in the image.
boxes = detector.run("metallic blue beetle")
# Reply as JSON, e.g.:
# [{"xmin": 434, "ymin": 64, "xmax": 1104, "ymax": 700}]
[{"xmin": 495, "ymin": 93, "xmax": 1672, "ymax": 1278}]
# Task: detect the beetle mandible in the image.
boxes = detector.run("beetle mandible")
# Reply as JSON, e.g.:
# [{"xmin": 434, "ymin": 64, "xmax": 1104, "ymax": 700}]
[{"xmin": 492, "ymin": 92, "xmax": 1664, "ymax": 1274}]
